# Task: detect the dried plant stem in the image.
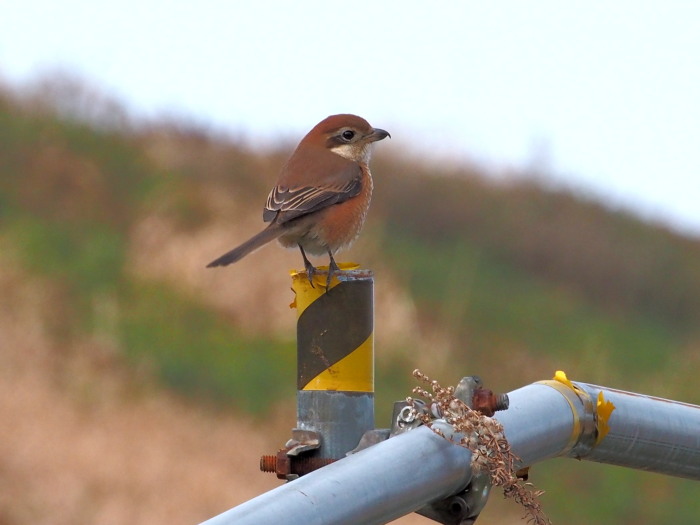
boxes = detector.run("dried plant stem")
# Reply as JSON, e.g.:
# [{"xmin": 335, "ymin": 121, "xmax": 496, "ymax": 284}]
[{"xmin": 409, "ymin": 369, "xmax": 551, "ymax": 525}]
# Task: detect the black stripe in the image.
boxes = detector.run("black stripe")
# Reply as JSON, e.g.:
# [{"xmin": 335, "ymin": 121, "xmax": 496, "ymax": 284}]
[{"xmin": 297, "ymin": 280, "xmax": 373, "ymax": 389}]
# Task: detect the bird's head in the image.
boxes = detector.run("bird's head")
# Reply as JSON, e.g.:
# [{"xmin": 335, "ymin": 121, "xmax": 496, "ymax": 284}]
[{"xmin": 304, "ymin": 114, "xmax": 390, "ymax": 164}]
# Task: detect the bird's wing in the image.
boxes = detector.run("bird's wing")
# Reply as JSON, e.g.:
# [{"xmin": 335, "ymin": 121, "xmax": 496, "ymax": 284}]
[{"xmin": 263, "ymin": 174, "xmax": 362, "ymax": 223}]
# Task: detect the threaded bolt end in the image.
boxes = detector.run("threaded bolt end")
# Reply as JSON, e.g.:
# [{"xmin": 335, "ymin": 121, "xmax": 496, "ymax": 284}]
[
  {"xmin": 260, "ymin": 455, "xmax": 276, "ymax": 472},
  {"xmin": 495, "ymin": 393, "xmax": 510, "ymax": 412}
]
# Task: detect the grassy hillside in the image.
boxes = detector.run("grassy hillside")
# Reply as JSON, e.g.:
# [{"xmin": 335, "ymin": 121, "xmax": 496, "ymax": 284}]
[{"xmin": 1, "ymin": 77, "xmax": 699, "ymax": 524}]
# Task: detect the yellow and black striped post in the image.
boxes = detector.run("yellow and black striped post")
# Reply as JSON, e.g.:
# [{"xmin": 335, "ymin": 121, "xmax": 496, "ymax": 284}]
[{"xmin": 290, "ymin": 264, "xmax": 374, "ymax": 459}]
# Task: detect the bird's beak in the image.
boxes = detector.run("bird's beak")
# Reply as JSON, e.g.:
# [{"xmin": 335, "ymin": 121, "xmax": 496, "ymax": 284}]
[{"xmin": 367, "ymin": 128, "xmax": 391, "ymax": 142}]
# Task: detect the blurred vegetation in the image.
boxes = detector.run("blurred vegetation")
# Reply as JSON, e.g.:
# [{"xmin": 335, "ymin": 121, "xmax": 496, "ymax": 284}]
[
  {"xmin": 1, "ymin": 76, "xmax": 699, "ymax": 523},
  {"xmin": 0, "ymin": 79, "xmax": 294, "ymax": 412},
  {"xmin": 120, "ymin": 282, "xmax": 295, "ymax": 411}
]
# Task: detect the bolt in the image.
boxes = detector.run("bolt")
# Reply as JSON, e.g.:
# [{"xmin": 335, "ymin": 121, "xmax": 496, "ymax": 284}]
[
  {"xmin": 398, "ymin": 405, "xmax": 415, "ymax": 423},
  {"xmin": 494, "ymin": 393, "xmax": 509, "ymax": 412},
  {"xmin": 447, "ymin": 496, "xmax": 469, "ymax": 518},
  {"xmin": 260, "ymin": 455, "xmax": 276, "ymax": 473},
  {"xmin": 260, "ymin": 452, "xmax": 335, "ymax": 478},
  {"xmin": 472, "ymin": 388, "xmax": 509, "ymax": 417},
  {"xmin": 291, "ymin": 456, "xmax": 336, "ymax": 476}
]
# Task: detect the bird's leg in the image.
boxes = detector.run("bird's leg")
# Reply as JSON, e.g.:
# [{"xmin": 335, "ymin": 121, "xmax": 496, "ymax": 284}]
[
  {"xmin": 326, "ymin": 249, "xmax": 340, "ymax": 292},
  {"xmin": 298, "ymin": 245, "xmax": 316, "ymax": 287}
]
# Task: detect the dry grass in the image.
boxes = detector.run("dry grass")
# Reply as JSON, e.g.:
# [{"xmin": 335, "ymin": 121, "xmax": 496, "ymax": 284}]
[{"xmin": 410, "ymin": 370, "xmax": 550, "ymax": 525}]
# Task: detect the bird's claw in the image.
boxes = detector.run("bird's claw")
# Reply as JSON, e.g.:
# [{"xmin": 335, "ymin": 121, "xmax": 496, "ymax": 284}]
[
  {"xmin": 304, "ymin": 261, "xmax": 316, "ymax": 288},
  {"xmin": 326, "ymin": 257, "xmax": 340, "ymax": 292},
  {"xmin": 299, "ymin": 245, "xmax": 341, "ymax": 292}
]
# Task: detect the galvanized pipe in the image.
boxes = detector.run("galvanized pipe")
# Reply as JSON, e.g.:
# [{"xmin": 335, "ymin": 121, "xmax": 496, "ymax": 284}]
[
  {"xmin": 577, "ymin": 383, "xmax": 700, "ymax": 479},
  {"xmin": 201, "ymin": 421, "xmax": 472, "ymax": 525},
  {"xmin": 291, "ymin": 268, "xmax": 375, "ymax": 458},
  {"xmin": 489, "ymin": 381, "xmax": 589, "ymax": 467},
  {"xmin": 495, "ymin": 379, "xmax": 700, "ymax": 480},
  {"xmin": 202, "ymin": 377, "xmax": 700, "ymax": 524}
]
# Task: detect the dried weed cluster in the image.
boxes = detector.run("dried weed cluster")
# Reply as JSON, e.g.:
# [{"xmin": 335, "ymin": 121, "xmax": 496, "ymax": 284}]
[{"xmin": 409, "ymin": 369, "xmax": 550, "ymax": 525}]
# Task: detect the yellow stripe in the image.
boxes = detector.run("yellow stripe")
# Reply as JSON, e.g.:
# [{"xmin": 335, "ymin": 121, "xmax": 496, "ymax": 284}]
[
  {"xmin": 289, "ymin": 262, "xmax": 360, "ymax": 314},
  {"xmin": 537, "ymin": 378, "xmax": 583, "ymax": 451},
  {"xmin": 302, "ymin": 333, "xmax": 374, "ymax": 392}
]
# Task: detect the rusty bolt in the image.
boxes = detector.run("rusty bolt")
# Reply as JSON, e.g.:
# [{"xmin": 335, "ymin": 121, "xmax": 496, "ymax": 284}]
[
  {"xmin": 260, "ymin": 450, "xmax": 335, "ymax": 479},
  {"xmin": 472, "ymin": 388, "xmax": 510, "ymax": 417},
  {"xmin": 260, "ymin": 455, "xmax": 276, "ymax": 472}
]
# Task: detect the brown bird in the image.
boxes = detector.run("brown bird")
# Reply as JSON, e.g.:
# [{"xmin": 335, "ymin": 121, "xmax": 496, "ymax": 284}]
[{"xmin": 206, "ymin": 114, "xmax": 390, "ymax": 290}]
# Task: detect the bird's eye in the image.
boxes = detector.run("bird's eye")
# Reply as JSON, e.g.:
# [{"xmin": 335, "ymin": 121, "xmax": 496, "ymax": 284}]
[{"xmin": 341, "ymin": 130, "xmax": 355, "ymax": 141}]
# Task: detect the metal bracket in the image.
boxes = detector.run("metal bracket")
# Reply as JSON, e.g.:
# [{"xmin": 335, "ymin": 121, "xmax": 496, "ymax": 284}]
[
  {"xmin": 348, "ymin": 398, "xmax": 427, "ymax": 455},
  {"xmin": 390, "ymin": 399, "xmax": 428, "ymax": 436},
  {"xmin": 414, "ymin": 376, "xmax": 509, "ymax": 524},
  {"xmin": 347, "ymin": 428, "xmax": 391, "ymax": 455},
  {"xmin": 261, "ymin": 375, "xmax": 509, "ymax": 523},
  {"xmin": 285, "ymin": 428, "xmax": 321, "ymax": 456},
  {"xmin": 260, "ymin": 429, "xmax": 334, "ymax": 481}
]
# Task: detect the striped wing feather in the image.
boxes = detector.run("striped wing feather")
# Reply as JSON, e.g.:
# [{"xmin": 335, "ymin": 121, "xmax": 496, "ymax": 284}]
[{"xmin": 263, "ymin": 174, "xmax": 362, "ymax": 224}]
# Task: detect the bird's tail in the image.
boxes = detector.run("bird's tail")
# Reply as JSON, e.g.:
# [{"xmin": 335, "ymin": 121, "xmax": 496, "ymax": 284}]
[{"xmin": 206, "ymin": 223, "xmax": 284, "ymax": 268}]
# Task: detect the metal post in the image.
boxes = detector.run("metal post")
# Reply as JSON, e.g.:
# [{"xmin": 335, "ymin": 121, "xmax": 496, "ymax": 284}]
[{"xmin": 291, "ymin": 267, "xmax": 374, "ymax": 459}]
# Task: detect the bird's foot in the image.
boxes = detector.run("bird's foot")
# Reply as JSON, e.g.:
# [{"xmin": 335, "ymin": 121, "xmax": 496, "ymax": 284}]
[
  {"xmin": 298, "ymin": 244, "xmax": 317, "ymax": 288},
  {"xmin": 326, "ymin": 255, "xmax": 341, "ymax": 292},
  {"xmin": 304, "ymin": 260, "xmax": 317, "ymax": 288}
]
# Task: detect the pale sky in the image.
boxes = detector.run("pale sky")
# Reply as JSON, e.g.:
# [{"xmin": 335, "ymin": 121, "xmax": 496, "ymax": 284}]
[{"xmin": 2, "ymin": 1, "xmax": 699, "ymax": 235}]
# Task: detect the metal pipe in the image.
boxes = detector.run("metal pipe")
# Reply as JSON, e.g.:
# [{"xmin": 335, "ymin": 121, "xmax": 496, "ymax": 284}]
[
  {"xmin": 203, "ymin": 376, "xmax": 700, "ymax": 524},
  {"xmin": 201, "ymin": 421, "xmax": 472, "ymax": 525},
  {"xmin": 492, "ymin": 380, "xmax": 596, "ymax": 467},
  {"xmin": 577, "ymin": 383, "xmax": 700, "ymax": 479},
  {"xmin": 291, "ymin": 267, "xmax": 375, "ymax": 458},
  {"xmin": 495, "ymin": 378, "xmax": 700, "ymax": 480}
]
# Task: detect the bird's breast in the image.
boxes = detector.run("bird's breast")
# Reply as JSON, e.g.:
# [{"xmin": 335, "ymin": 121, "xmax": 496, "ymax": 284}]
[{"xmin": 317, "ymin": 166, "xmax": 373, "ymax": 252}]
